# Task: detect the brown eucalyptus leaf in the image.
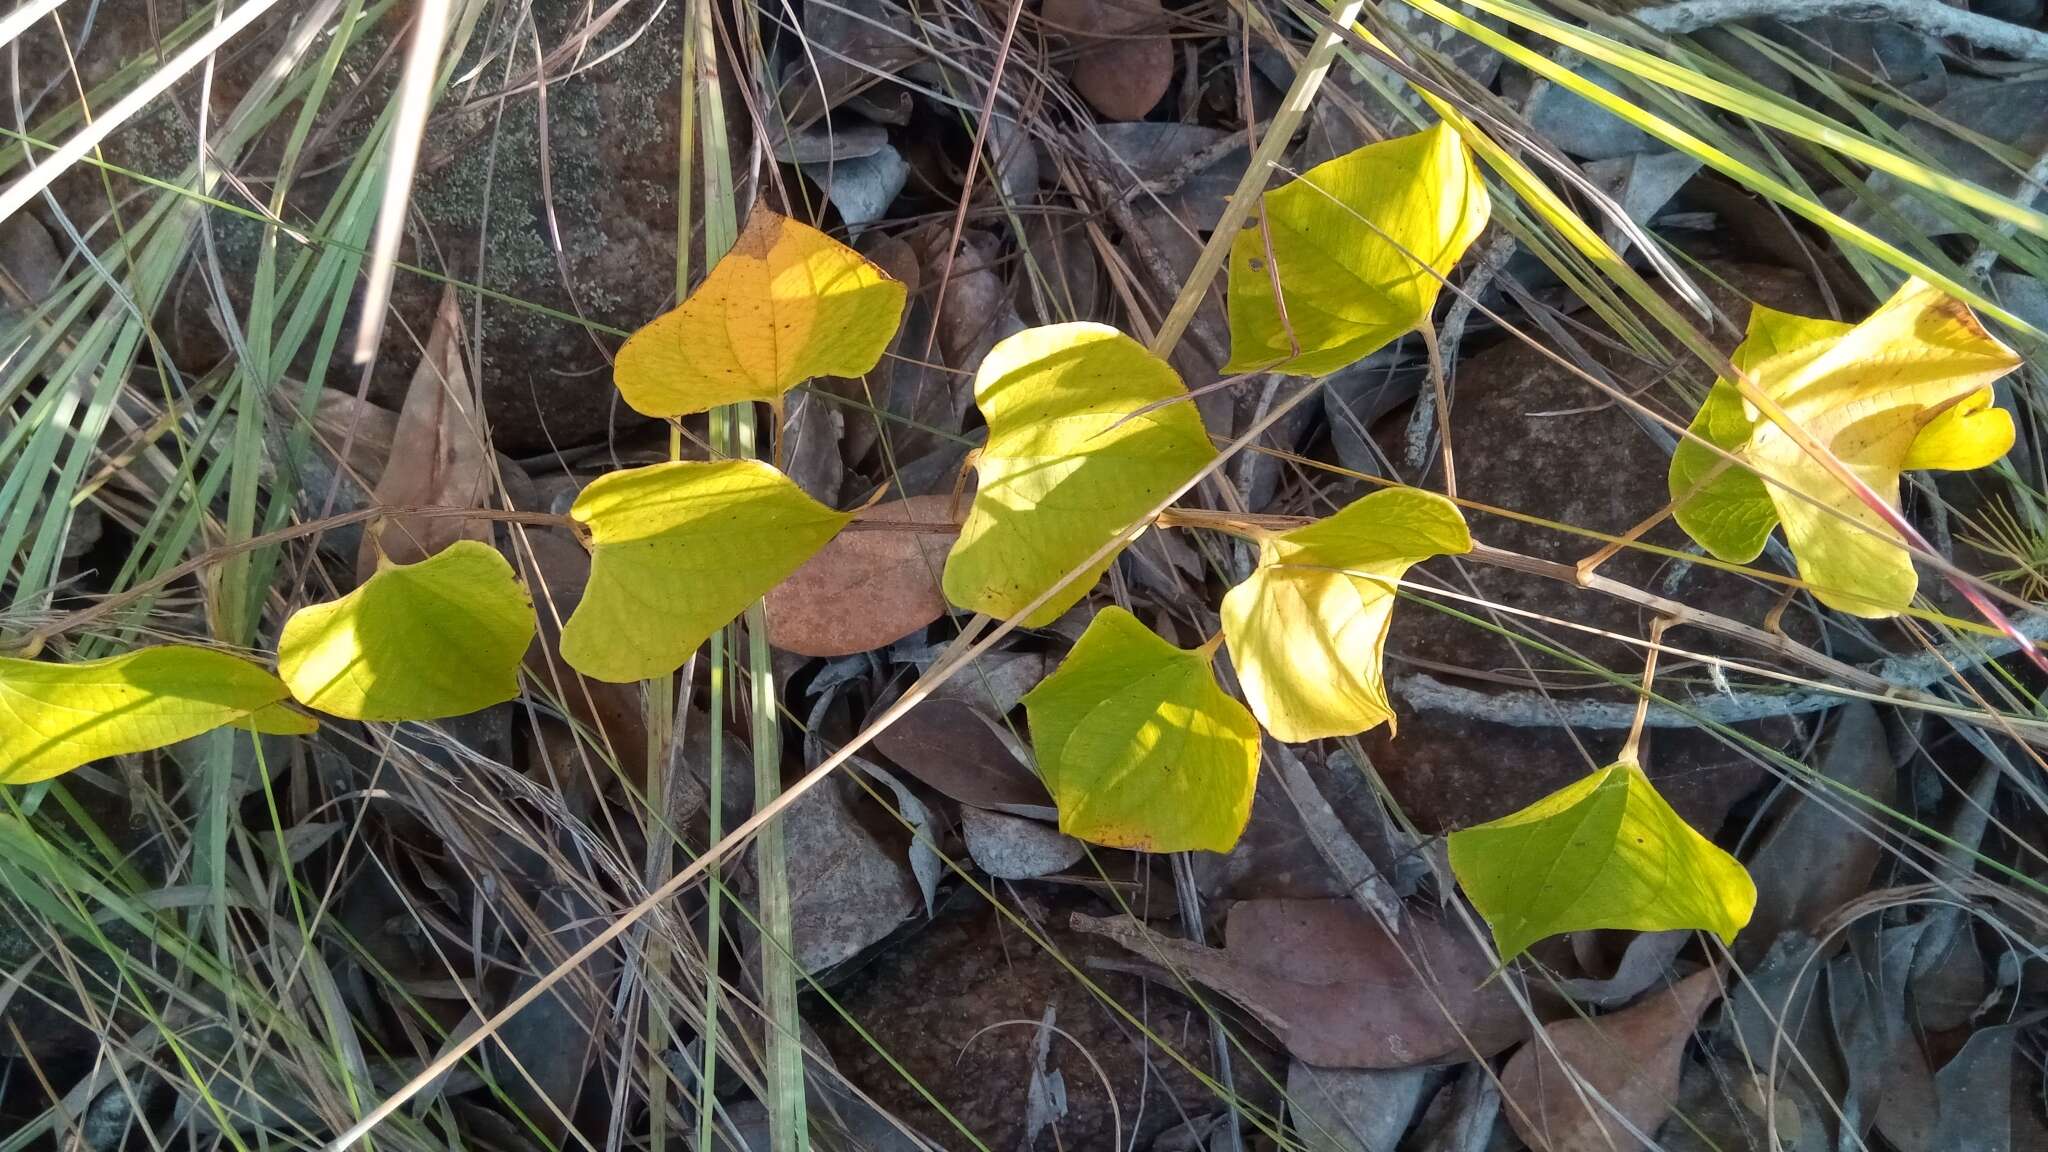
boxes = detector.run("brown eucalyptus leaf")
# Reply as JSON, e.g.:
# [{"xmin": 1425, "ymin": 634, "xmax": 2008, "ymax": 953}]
[
  {"xmin": 764, "ymin": 495, "xmax": 955, "ymax": 657},
  {"xmin": 1286, "ymin": 1061, "xmax": 1434, "ymax": 1152},
  {"xmin": 870, "ymin": 696, "xmax": 1052, "ymax": 816},
  {"xmin": 1501, "ymin": 968, "xmax": 1723, "ymax": 1152},
  {"xmin": 1929, "ymin": 1020, "xmax": 2033, "ymax": 1152},
  {"xmin": 931, "ymin": 229, "xmax": 1021, "ymax": 375},
  {"xmin": 1044, "ymin": 0, "xmax": 1172, "ymax": 120},
  {"xmin": 1836, "ymin": 923, "xmax": 1938, "ymax": 1151},
  {"xmin": 307, "ymin": 389, "xmax": 399, "ymax": 485},
  {"xmin": 931, "ymin": 649, "xmax": 1051, "ymax": 715},
  {"xmin": 1074, "ymin": 899, "xmax": 1523, "ymax": 1068},
  {"xmin": 782, "ymin": 0, "xmax": 922, "ymax": 126},
  {"xmin": 359, "ymin": 286, "xmax": 493, "ymax": 580},
  {"xmin": 1561, "ymin": 931, "xmax": 1690, "ymax": 1009},
  {"xmin": 1094, "ymin": 122, "xmax": 1248, "ymax": 231},
  {"xmin": 779, "ymin": 389, "xmax": 844, "ymax": 507}
]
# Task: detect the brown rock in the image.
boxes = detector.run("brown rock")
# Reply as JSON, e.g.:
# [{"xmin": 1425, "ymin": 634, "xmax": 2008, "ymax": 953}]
[
  {"xmin": 817, "ymin": 891, "xmax": 1264, "ymax": 1150},
  {"xmin": 1367, "ymin": 263, "xmax": 1831, "ymax": 835}
]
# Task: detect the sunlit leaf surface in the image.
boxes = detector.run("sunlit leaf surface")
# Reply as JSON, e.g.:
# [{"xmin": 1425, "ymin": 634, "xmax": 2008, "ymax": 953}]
[
  {"xmin": 1448, "ymin": 759, "xmax": 1757, "ymax": 960},
  {"xmin": 279, "ymin": 541, "xmax": 535, "ymax": 721},
  {"xmin": 1221, "ymin": 487, "xmax": 1469, "ymax": 742},
  {"xmin": 613, "ymin": 208, "xmax": 907, "ymax": 417},
  {"xmin": 1226, "ymin": 123, "xmax": 1490, "ymax": 376},
  {"xmin": 944, "ymin": 323, "xmax": 1213, "ymax": 626},
  {"xmin": 562, "ymin": 460, "xmax": 853, "ymax": 682},
  {"xmin": 1671, "ymin": 278, "xmax": 2020, "ymax": 616},
  {"xmin": 0, "ymin": 646, "xmax": 295, "ymax": 783},
  {"xmin": 1023, "ymin": 607, "xmax": 1259, "ymax": 852}
]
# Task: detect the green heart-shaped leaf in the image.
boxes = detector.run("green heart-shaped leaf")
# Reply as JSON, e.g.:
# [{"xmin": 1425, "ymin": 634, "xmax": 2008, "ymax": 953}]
[
  {"xmin": 944, "ymin": 323, "xmax": 1214, "ymax": 627},
  {"xmin": 614, "ymin": 209, "xmax": 907, "ymax": 418},
  {"xmin": 0, "ymin": 646, "xmax": 297, "ymax": 783},
  {"xmin": 561, "ymin": 460, "xmax": 853, "ymax": 682},
  {"xmin": 279, "ymin": 540, "xmax": 535, "ymax": 721},
  {"xmin": 1022, "ymin": 607, "xmax": 1259, "ymax": 853},
  {"xmin": 1226, "ymin": 123, "xmax": 1490, "ymax": 377},
  {"xmin": 1220, "ymin": 487, "xmax": 1470, "ymax": 742},
  {"xmin": 1671, "ymin": 277, "xmax": 2020, "ymax": 617},
  {"xmin": 1448, "ymin": 759, "xmax": 1757, "ymax": 961}
]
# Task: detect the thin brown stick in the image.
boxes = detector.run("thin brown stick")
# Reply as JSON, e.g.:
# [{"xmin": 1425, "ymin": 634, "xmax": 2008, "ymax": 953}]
[
  {"xmin": 1418, "ymin": 323, "xmax": 1456, "ymax": 499},
  {"xmin": 1574, "ymin": 501, "xmax": 1673, "ymax": 586}
]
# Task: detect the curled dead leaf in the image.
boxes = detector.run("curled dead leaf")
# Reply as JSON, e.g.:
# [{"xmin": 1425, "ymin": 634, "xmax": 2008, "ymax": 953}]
[{"xmin": 359, "ymin": 286, "xmax": 494, "ymax": 581}]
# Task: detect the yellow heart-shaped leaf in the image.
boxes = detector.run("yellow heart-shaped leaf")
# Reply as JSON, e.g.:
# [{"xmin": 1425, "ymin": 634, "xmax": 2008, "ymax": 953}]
[
  {"xmin": 943, "ymin": 323, "xmax": 1214, "ymax": 627},
  {"xmin": 1022, "ymin": 607, "xmax": 1259, "ymax": 853},
  {"xmin": 0, "ymin": 646, "xmax": 296, "ymax": 783},
  {"xmin": 561, "ymin": 460, "xmax": 854, "ymax": 682},
  {"xmin": 1221, "ymin": 487, "xmax": 1470, "ymax": 742},
  {"xmin": 1448, "ymin": 760, "xmax": 1757, "ymax": 960},
  {"xmin": 1671, "ymin": 278, "xmax": 2020, "ymax": 616},
  {"xmin": 279, "ymin": 540, "xmax": 536, "ymax": 721},
  {"xmin": 613, "ymin": 209, "xmax": 907, "ymax": 417},
  {"xmin": 1226, "ymin": 123, "xmax": 1490, "ymax": 377}
]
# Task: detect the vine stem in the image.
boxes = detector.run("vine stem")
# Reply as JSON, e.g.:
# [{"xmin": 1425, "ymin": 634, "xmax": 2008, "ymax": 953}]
[
  {"xmin": 13, "ymin": 505, "xmax": 567, "ymax": 654},
  {"xmin": 20, "ymin": 496, "xmax": 1907, "ymax": 707},
  {"xmin": 1618, "ymin": 616, "xmax": 1672, "ymax": 764}
]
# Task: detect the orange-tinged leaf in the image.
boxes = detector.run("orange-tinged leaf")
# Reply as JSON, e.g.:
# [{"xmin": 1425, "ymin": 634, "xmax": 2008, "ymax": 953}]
[
  {"xmin": 613, "ymin": 209, "xmax": 907, "ymax": 417},
  {"xmin": 1671, "ymin": 278, "xmax": 2020, "ymax": 616}
]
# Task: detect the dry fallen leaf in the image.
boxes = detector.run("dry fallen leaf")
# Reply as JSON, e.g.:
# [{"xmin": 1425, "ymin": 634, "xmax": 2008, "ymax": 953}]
[
  {"xmin": 764, "ymin": 495, "xmax": 956, "ymax": 657},
  {"xmin": 961, "ymin": 806, "xmax": 1083, "ymax": 880},
  {"xmin": 1045, "ymin": 0, "xmax": 1173, "ymax": 120},
  {"xmin": 1500, "ymin": 968, "xmax": 1724, "ymax": 1152},
  {"xmin": 1738, "ymin": 702, "xmax": 1892, "ymax": 966},
  {"xmin": 870, "ymin": 696, "xmax": 1053, "ymax": 816},
  {"xmin": 306, "ymin": 389, "xmax": 399, "ymax": 486},
  {"xmin": 1075, "ymin": 899, "xmax": 1524, "ymax": 1068},
  {"xmin": 359, "ymin": 286, "xmax": 494, "ymax": 581}
]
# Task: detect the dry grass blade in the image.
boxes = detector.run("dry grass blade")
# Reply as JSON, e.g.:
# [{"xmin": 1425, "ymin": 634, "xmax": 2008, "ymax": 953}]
[
  {"xmin": 0, "ymin": 0, "xmax": 283, "ymax": 221},
  {"xmin": 351, "ymin": 0, "xmax": 455, "ymax": 364}
]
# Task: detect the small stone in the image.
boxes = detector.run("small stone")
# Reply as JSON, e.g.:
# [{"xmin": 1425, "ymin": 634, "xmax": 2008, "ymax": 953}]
[{"xmin": 1046, "ymin": 0, "xmax": 1174, "ymax": 121}]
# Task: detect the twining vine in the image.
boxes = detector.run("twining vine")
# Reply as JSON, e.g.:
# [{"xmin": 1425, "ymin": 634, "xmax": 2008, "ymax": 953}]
[{"xmin": 4, "ymin": 123, "xmax": 2021, "ymax": 960}]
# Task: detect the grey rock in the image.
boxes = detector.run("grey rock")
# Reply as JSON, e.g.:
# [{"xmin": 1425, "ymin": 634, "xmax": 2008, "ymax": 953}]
[
  {"xmin": 1528, "ymin": 66, "xmax": 1660, "ymax": 160},
  {"xmin": 1286, "ymin": 1062, "xmax": 1435, "ymax": 1152},
  {"xmin": 961, "ymin": 806, "xmax": 1084, "ymax": 880}
]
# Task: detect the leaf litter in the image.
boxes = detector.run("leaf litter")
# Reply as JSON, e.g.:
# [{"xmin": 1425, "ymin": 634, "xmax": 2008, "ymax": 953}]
[{"xmin": 32, "ymin": 2, "xmax": 2048, "ymax": 1150}]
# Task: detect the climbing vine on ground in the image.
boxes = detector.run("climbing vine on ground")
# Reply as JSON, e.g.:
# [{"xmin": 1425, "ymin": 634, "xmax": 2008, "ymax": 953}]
[{"xmin": 9, "ymin": 123, "xmax": 2024, "ymax": 961}]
